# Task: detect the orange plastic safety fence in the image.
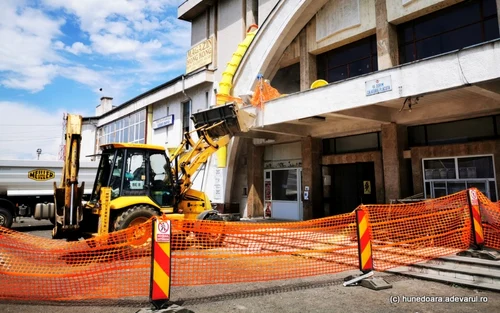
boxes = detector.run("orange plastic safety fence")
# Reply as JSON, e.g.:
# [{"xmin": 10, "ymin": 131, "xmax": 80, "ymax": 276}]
[
  {"xmin": 477, "ymin": 191, "xmax": 500, "ymax": 249},
  {"xmin": 2, "ymin": 189, "xmax": 500, "ymax": 302},
  {"xmin": 0, "ymin": 223, "xmax": 153, "ymax": 301},
  {"xmin": 0, "ymin": 213, "xmax": 359, "ymax": 300},
  {"xmin": 169, "ymin": 213, "xmax": 358, "ymax": 286},
  {"xmin": 362, "ymin": 190, "xmax": 471, "ymax": 271}
]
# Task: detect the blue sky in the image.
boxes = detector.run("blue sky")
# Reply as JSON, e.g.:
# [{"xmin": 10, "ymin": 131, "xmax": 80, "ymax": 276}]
[{"xmin": 0, "ymin": 0, "xmax": 190, "ymax": 160}]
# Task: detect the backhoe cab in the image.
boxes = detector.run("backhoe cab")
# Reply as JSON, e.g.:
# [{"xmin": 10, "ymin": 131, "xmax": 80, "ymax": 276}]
[{"xmin": 50, "ymin": 101, "xmax": 254, "ymax": 241}]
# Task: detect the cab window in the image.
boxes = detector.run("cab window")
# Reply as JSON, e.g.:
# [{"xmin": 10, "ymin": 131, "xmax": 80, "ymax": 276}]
[{"xmin": 123, "ymin": 150, "xmax": 148, "ymax": 196}]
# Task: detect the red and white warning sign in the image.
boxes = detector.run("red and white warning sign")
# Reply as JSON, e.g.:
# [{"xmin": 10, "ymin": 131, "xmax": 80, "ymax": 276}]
[
  {"xmin": 469, "ymin": 189, "xmax": 479, "ymax": 206},
  {"xmin": 155, "ymin": 220, "xmax": 171, "ymax": 243}
]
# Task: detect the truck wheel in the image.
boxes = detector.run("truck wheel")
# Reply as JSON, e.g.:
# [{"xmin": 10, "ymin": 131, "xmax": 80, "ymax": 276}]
[
  {"xmin": 0, "ymin": 207, "xmax": 13, "ymax": 228},
  {"xmin": 114, "ymin": 205, "xmax": 158, "ymax": 246}
]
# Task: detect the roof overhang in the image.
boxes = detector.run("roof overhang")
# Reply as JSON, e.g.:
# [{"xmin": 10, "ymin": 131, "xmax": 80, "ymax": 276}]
[{"xmin": 178, "ymin": 0, "xmax": 215, "ymax": 21}]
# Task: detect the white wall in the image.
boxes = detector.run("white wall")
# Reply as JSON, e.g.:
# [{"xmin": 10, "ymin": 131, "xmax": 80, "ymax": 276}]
[
  {"xmin": 81, "ymin": 122, "xmax": 97, "ymax": 161},
  {"xmin": 216, "ymin": 0, "xmax": 245, "ymax": 83},
  {"xmin": 310, "ymin": 0, "xmax": 376, "ymax": 54},
  {"xmin": 264, "ymin": 141, "xmax": 301, "ymax": 161},
  {"xmin": 191, "ymin": 12, "xmax": 208, "ymax": 45},
  {"xmin": 386, "ymin": 0, "xmax": 463, "ymax": 24},
  {"xmin": 259, "ymin": 0, "xmax": 280, "ymax": 25}
]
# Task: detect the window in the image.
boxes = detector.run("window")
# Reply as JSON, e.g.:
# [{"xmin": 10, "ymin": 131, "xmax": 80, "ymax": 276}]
[
  {"xmin": 398, "ymin": 0, "xmax": 499, "ymax": 64},
  {"xmin": 272, "ymin": 170, "xmax": 298, "ymax": 201},
  {"xmin": 123, "ymin": 150, "xmax": 147, "ymax": 196},
  {"xmin": 408, "ymin": 115, "xmax": 499, "ymax": 147},
  {"xmin": 109, "ymin": 150, "xmax": 125, "ymax": 199},
  {"xmin": 149, "ymin": 152, "xmax": 174, "ymax": 207},
  {"xmin": 271, "ymin": 63, "xmax": 301, "ymax": 94},
  {"xmin": 423, "ymin": 155, "xmax": 497, "ymax": 201},
  {"xmin": 182, "ymin": 100, "xmax": 191, "ymax": 135},
  {"xmin": 317, "ymin": 35, "xmax": 378, "ymax": 84},
  {"xmin": 98, "ymin": 109, "xmax": 146, "ymax": 146},
  {"xmin": 323, "ymin": 132, "xmax": 381, "ymax": 155}
]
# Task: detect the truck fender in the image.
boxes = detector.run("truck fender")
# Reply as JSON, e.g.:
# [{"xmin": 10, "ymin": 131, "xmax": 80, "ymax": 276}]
[{"xmin": 196, "ymin": 209, "xmax": 219, "ymax": 220}]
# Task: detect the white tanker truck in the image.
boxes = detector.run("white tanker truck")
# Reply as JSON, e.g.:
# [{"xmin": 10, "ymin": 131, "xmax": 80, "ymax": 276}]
[{"xmin": 0, "ymin": 160, "xmax": 98, "ymax": 228}]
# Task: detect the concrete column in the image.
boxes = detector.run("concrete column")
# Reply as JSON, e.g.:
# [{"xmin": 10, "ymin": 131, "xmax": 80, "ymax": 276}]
[
  {"xmin": 381, "ymin": 123, "xmax": 408, "ymax": 202},
  {"xmin": 299, "ymin": 27, "xmax": 317, "ymax": 91},
  {"xmin": 246, "ymin": 0, "xmax": 258, "ymax": 28},
  {"xmin": 301, "ymin": 136, "xmax": 322, "ymax": 220},
  {"xmin": 246, "ymin": 140, "xmax": 264, "ymax": 218},
  {"xmin": 375, "ymin": 0, "xmax": 399, "ymax": 70},
  {"xmin": 497, "ymin": 0, "xmax": 500, "ymax": 34}
]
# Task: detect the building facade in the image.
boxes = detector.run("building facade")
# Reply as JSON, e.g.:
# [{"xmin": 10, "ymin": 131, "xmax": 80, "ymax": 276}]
[
  {"xmin": 224, "ymin": 0, "xmax": 500, "ymax": 220},
  {"xmin": 82, "ymin": 0, "xmax": 500, "ymax": 221}
]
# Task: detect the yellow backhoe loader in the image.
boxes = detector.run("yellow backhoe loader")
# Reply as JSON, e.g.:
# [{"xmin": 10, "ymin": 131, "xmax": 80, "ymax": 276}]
[{"xmin": 36, "ymin": 103, "xmax": 254, "ymax": 242}]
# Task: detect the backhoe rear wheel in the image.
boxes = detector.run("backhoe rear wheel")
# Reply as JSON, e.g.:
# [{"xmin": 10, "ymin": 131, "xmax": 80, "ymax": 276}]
[
  {"xmin": 0, "ymin": 207, "xmax": 13, "ymax": 228},
  {"xmin": 114, "ymin": 205, "xmax": 159, "ymax": 246}
]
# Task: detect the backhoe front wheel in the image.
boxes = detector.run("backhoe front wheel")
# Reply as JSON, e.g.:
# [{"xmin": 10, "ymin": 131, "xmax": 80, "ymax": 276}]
[{"xmin": 114, "ymin": 205, "xmax": 159, "ymax": 246}]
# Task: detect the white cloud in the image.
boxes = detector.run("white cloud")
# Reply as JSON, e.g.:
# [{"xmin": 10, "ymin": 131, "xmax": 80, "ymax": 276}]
[
  {"xmin": 65, "ymin": 42, "xmax": 92, "ymax": 55},
  {"xmin": 0, "ymin": 102, "xmax": 63, "ymax": 160},
  {"xmin": 0, "ymin": 2, "xmax": 64, "ymax": 92},
  {"xmin": 43, "ymin": 0, "xmax": 189, "ymax": 60},
  {"xmin": 0, "ymin": 0, "xmax": 190, "ymax": 94}
]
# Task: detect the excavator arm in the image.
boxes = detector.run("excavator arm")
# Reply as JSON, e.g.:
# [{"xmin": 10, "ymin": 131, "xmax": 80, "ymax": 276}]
[
  {"xmin": 168, "ymin": 102, "xmax": 254, "ymax": 216},
  {"xmin": 52, "ymin": 114, "xmax": 85, "ymax": 239}
]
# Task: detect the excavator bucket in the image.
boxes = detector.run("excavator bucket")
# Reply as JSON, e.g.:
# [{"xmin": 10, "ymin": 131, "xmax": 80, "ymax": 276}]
[{"xmin": 191, "ymin": 103, "xmax": 255, "ymax": 138}]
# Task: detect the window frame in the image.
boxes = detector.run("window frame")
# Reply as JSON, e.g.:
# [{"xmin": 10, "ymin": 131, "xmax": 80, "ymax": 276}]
[
  {"xmin": 422, "ymin": 154, "xmax": 498, "ymax": 200},
  {"xmin": 98, "ymin": 109, "xmax": 146, "ymax": 146},
  {"xmin": 323, "ymin": 132, "xmax": 381, "ymax": 155},
  {"xmin": 408, "ymin": 115, "xmax": 500, "ymax": 147},
  {"xmin": 317, "ymin": 35, "xmax": 378, "ymax": 84},
  {"xmin": 398, "ymin": 0, "xmax": 499, "ymax": 64}
]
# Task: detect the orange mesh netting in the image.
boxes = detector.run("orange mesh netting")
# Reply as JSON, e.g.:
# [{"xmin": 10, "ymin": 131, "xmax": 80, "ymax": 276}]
[
  {"xmin": 0, "ymin": 213, "xmax": 359, "ymax": 301},
  {"xmin": 171, "ymin": 213, "xmax": 358, "ymax": 286},
  {"xmin": 250, "ymin": 78, "xmax": 282, "ymax": 108},
  {"xmin": 362, "ymin": 190, "xmax": 472, "ymax": 271},
  {"xmin": 477, "ymin": 191, "xmax": 500, "ymax": 250},
  {"xmin": 0, "ymin": 224, "xmax": 153, "ymax": 301},
  {"xmin": 1, "ymin": 189, "xmax": 499, "ymax": 302}
]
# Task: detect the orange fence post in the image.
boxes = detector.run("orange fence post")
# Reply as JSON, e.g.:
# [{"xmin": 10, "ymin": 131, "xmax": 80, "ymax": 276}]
[
  {"xmin": 149, "ymin": 217, "xmax": 172, "ymax": 310},
  {"xmin": 355, "ymin": 208, "xmax": 374, "ymax": 273},
  {"xmin": 467, "ymin": 188, "xmax": 485, "ymax": 249}
]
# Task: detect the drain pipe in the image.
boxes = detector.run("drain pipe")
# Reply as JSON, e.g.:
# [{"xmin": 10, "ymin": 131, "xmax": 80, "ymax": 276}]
[{"xmin": 182, "ymin": 74, "xmax": 192, "ymax": 107}]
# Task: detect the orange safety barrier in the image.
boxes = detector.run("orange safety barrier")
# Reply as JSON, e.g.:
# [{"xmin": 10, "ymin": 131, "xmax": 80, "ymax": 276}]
[
  {"xmin": 150, "ymin": 217, "xmax": 172, "ymax": 309},
  {"xmin": 477, "ymin": 190, "xmax": 500, "ymax": 250},
  {"xmin": 355, "ymin": 208, "xmax": 373, "ymax": 273},
  {"xmin": 467, "ymin": 189, "xmax": 485, "ymax": 247},
  {"xmin": 359, "ymin": 190, "xmax": 472, "ymax": 271},
  {"xmin": 0, "ymin": 188, "xmax": 499, "ymax": 302}
]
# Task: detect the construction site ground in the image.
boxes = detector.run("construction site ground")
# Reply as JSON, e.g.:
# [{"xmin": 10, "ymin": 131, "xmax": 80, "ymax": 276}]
[{"xmin": 1, "ymin": 218, "xmax": 499, "ymax": 313}]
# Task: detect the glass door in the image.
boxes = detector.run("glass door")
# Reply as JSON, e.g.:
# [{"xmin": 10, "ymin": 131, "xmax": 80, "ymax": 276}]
[{"xmin": 264, "ymin": 168, "xmax": 302, "ymax": 220}]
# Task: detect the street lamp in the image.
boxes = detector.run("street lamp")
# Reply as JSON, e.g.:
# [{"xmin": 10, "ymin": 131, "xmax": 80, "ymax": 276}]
[{"xmin": 36, "ymin": 148, "xmax": 42, "ymax": 160}]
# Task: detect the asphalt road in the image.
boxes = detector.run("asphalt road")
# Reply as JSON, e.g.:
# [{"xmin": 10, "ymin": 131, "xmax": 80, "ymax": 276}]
[{"xmin": 1, "ymin": 218, "xmax": 499, "ymax": 313}]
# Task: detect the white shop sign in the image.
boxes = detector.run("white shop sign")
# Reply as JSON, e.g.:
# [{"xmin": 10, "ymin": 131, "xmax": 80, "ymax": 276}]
[
  {"xmin": 153, "ymin": 115, "xmax": 174, "ymax": 130},
  {"xmin": 365, "ymin": 76, "xmax": 392, "ymax": 96}
]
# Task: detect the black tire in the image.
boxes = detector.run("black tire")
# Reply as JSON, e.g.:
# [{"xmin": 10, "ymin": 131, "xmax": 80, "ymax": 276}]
[
  {"xmin": 200, "ymin": 213, "xmax": 226, "ymax": 247},
  {"xmin": 113, "ymin": 205, "xmax": 159, "ymax": 247},
  {"xmin": 113, "ymin": 205, "xmax": 159, "ymax": 231},
  {"xmin": 0, "ymin": 207, "xmax": 13, "ymax": 228}
]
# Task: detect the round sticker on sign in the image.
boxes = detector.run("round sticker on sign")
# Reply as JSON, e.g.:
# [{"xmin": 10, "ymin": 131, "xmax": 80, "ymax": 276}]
[
  {"xmin": 469, "ymin": 189, "xmax": 479, "ymax": 206},
  {"xmin": 155, "ymin": 220, "xmax": 171, "ymax": 243}
]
